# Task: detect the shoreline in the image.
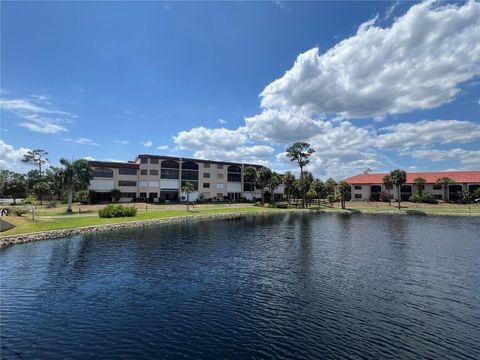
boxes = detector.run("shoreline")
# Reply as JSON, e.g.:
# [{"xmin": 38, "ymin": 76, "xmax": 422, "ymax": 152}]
[{"xmin": 1, "ymin": 208, "xmax": 479, "ymax": 248}]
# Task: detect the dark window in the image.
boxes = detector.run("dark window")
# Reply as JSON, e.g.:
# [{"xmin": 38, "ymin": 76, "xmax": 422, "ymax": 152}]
[
  {"xmin": 119, "ymin": 168, "xmax": 138, "ymax": 175},
  {"xmin": 148, "ymin": 192, "xmax": 158, "ymax": 199},
  {"xmin": 217, "ymin": 173, "xmax": 224, "ymax": 179},
  {"xmin": 227, "ymin": 165, "xmax": 241, "ymax": 173},
  {"xmin": 203, "ymin": 163, "xmax": 210, "ymax": 168},
  {"xmin": 150, "ymin": 169, "xmax": 159, "ymax": 176},
  {"xmin": 244, "ymin": 183, "xmax": 255, "ymax": 191},
  {"xmin": 150, "ymin": 158, "xmax": 159, "ymax": 164},
  {"xmin": 161, "ymin": 169, "xmax": 179, "ymax": 179},
  {"xmin": 162, "ymin": 160, "xmax": 179, "ymax": 169},
  {"xmin": 401, "ymin": 185, "xmax": 412, "ymax": 192},
  {"xmin": 118, "ymin": 180, "xmax": 137, "ymax": 187},
  {"xmin": 182, "ymin": 161, "xmax": 198, "ymax": 170},
  {"xmin": 182, "ymin": 170, "xmax": 198, "ymax": 181},
  {"xmin": 140, "ymin": 169, "xmax": 148, "ymax": 175},
  {"xmin": 160, "ymin": 190, "xmax": 178, "ymax": 201},
  {"xmin": 93, "ymin": 191, "xmax": 112, "ymax": 203},
  {"xmin": 371, "ymin": 185, "xmax": 382, "ymax": 193},
  {"xmin": 433, "ymin": 184, "xmax": 442, "ymax": 190},
  {"xmin": 227, "ymin": 173, "xmax": 241, "ymax": 182},
  {"xmin": 354, "ymin": 185, "xmax": 362, "ymax": 190},
  {"xmin": 92, "ymin": 168, "xmax": 114, "ymax": 178},
  {"xmin": 355, "ymin": 194, "xmax": 362, "ymax": 199},
  {"xmin": 139, "ymin": 192, "xmax": 147, "ymax": 198},
  {"xmin": 203, "ymin": 183, "xmax": 210, "ymax": 188},
  {"xmin": 203, "ymin": 173, "xmax": 210, "ymax": 178},
  {"xmin": 217, "ymin": 164, "xmax": 223, "ymax": 169},
  {"xmin": 140, "ymin": 158, "xmax": 148, "ymax": 164},
  {"xmin": 121, "ymin": 192, "xmax": 136, "ymax": 198},
  {"xmin": 181, "ymin": 181, "xmax": 198, "ymax": 190}
]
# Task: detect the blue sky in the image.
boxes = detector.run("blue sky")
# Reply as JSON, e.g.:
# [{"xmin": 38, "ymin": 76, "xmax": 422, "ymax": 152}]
[{"xmin": 1, "ymin": 1, "xmax": 479, "ymax": 179}]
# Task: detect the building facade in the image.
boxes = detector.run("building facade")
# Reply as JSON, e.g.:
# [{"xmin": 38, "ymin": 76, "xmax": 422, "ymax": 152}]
[
  {"xmin": 88, "ymin": 155, "xmax": 284, "ymax": 203},
  {"xmin": 344, "ymin": 171, "xmax": 480, "ymax": 201}
]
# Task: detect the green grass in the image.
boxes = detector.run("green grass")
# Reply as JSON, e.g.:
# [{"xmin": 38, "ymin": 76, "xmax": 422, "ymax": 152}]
[{"xmin": 0, "ymin": 206, "xmax": 281, "ymax": 236}]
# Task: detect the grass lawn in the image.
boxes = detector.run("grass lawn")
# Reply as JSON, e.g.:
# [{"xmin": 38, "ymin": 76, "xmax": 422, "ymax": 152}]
[{"xmin": 0, "ymin": 206, "xmax": 281, "ymax": 236}]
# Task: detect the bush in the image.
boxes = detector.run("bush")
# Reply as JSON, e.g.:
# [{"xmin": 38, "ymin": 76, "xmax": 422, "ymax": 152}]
[
  {"xmin": 409, "ymin": 193, "xmax": 438, "ymax": 204},
  {"xmin": 12, "ymin": 208, "xmax": 30, "ymax": 216},
  {"xmin": 23, "ymin": 195, "xmax": 37, "ymax": 205},
  {"xmin": 74, "ymin": 189, "xmax": 91, "ymax": 205},
  {"xmin": 46, "ymin": 201, "xmax": 58, "ymax": 208},
  {"xmin": 379, "ymin": 191, "xmax": 391, "ymax": 202},
  {"xmin": 98, "ymin": 204, "xmax": 137, "ymax": 218},
  {"xmin": 409, "ymin": 194, "xmax": 422, "ymax": 203},
  {"xmin": 326, "ymin": 194, "xmax": 337, "ymax": 203}
]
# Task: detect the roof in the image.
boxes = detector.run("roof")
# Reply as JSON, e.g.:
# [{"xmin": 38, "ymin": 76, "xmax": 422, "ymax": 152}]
[
  {"xmin": 344, "ymin": 171, "xmax": 480, "ymax": 184},
  {"xmin": 89, "ymin": 161, "xmax": 139, "ymax": 169},
  {"xmin": 135, "ymin": 154, "xmax": 263, "ymax": 168}
]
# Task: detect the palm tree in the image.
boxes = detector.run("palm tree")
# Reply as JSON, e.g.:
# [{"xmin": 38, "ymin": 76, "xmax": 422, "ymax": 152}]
[
  {"xmin": 313, "ymin": 179, "xmax": 325, "ymax": 206},
  {"xmin": 283, "ymin": 171, "xmax": 296, "ymax": 204},
  {"xmin": 181, "ymin": 181, "xmax": 195, "ymax": 211},
  {"xmin": 255, "ymin": 167, "xmax": 272, "ymax": 205},
  {"xmin": 22, "ymin": 149, "xmax": 49, "ymax": 175},
  {"xmin": 390, "ymin": 169, "xmax": 407, "ymax": 210},
  {"xmin": 383, "ymin": 175, "xmax": 393, "ymax": 206},
  {"xmin": 267, "ymin": 172, "xmax": 281, "ymax": 203},
  {"xmin": 59, "ymin": 159, "xmax": 92, "ymax": 213},
  {"xmin": 413, "ymin": 177, "xmax": 426, "ymax": 197},
  {"xmin": 338, "ymin": 181, "xmax": 351, "ymax": 209},
  {"xmin": 436, "ymin": 177, "xmax": 455, "ymax": 203},
  {"xmin": 33, "ymin": 181, "xmax": 50, "ymax": 205},
  {"xmin": 286, "ymin": 142, "xmax": 315, "ymax": 207},
  {"xmin": 244, "ymin": 166, "xmax": 257, "ymax": 199}
]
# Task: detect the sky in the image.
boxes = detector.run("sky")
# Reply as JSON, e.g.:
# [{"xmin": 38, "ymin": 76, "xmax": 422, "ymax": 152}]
[{"xmin": 1, "ymin": 0, "xmax": 479, "ymax": 180}]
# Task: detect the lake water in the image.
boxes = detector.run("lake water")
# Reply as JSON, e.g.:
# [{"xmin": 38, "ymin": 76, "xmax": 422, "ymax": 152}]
[{"xmin": 1, "ymin": 213, "xmax": 479, "ymax": 359}]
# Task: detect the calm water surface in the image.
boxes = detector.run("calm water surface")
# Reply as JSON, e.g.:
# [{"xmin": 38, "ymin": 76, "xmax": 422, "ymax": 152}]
[{"xmin": 1, "ymin": 213, "xmax": 479, "ymax": 359}]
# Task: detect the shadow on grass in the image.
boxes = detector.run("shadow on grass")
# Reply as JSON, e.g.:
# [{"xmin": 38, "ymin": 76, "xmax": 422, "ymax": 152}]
[{"xmin": 405, "ymin": 209, "xmax": 428, "ymax": 216}]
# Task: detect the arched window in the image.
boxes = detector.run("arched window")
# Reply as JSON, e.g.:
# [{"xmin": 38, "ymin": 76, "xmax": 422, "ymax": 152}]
[
  {"xmin": 227, "ymin": 165, "xmax": 241, "ymax": 173},
  {"xmin": 181, "ymin": 162, "xmax": 199, "ymax": 170},
  {"xmin": 161, "ymin": 160, "xmax": 179, "ymax": 169}
]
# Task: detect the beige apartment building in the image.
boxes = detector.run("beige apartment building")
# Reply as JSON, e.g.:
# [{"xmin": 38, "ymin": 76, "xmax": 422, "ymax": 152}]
[{"xmin": 88, "ymin": 155, "xmax": 284, "ymax": 203}]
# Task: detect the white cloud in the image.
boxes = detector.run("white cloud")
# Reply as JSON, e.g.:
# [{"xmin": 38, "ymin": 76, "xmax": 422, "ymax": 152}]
[
  {"xmin": 82, "ymin": 156, "xmax": 96, "ymax": 161},
  {"xmin": 411, "ymin": 148, "xmax": 480, "ymax": 168},
  {"xmin": 1, "ymin": 96, "xmax": 74, "ymax": 133},
  {"xmin": 156, "ymin": 145, "xmax": 169, "ymax": 150},
  {"xmin": 114, "ymin": 140, "xmax": 131, "ymax": 145},
  {"xmin": 218, "ymin": 118, "xmax": 227, "ymax": 124},
  {"xmin": 194, "ymin": 145, "xmax": 274, "ymax": 163},
  {"xmin": 377, "ymin": 120, "xmax": 480, "ymax": 149},
  {"xmin": 0, "ymin": 140, "xmax": 32, "ymax": 172},
  {"xmin": 142, "ymin": 141, "xmax": 153, "ymax": 147},
  {"xmin": 261, "ymin": 1, "xmax": 480, "ymax": 118},
  {"xmin": 63, "ymin": 137, "xmax": 100, "ymax": 147},
  {"xmin": 174, "ymin": 127, "xmax": 247, "ymax": 150},
  {"xmin": 245, "ymin": 109, "xmax": 326, "ymax": 143}
]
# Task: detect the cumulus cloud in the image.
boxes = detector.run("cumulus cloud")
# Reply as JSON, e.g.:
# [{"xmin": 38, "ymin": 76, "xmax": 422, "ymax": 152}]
[
  {"xmin": 411, "ymin": 148, "xmax": 480, "ymax": 168},
  {"xmin": 245, "ymin": 109, "xmax": 326, "ymax": 143},
  {"xmin": 261, "ymin": 1, "xmax": 480, "ymax": 118},
  {"xmin": 377, "ymin": 120, "xmax": 480, "ymax": 149},
  {"xmin": 0, "ymin": 140, "xmax": 32, "ymax": 172},
  {"xmin": 156, "ymin": 145, "xmax": 169, "ymax": 150},
  {"xmin": 174, "ymin": 127, "xmax": 247, "ymax": 150},
  {"xmin": 142, "ymin": 141, "xmax": 153, "ymax": 147},
  {"xmin": 0, "ymin": 96, "xmax": 74, "ymax": 133}
]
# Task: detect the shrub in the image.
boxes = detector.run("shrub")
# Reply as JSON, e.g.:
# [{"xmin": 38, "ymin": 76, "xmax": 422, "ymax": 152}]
[
  {"xmin": 98, "ymin": 204, "xmax": 137, "ymax": 218},
  {"xmin": 457, "ymin": 191, "xmax": 473, "ymax": 204},
  {"xmin": 379, "ymin": 192, "xmax": 391, "ymax": 202},
  {"xmin": 409, "ymin": 194, "xmax": 422, "ymax": 203},
  {"xmin": 74, "ymin": 189, "xmax": 91, "ymax": 205},
  {"xmin": 12, "ymin": 208, "xmax": 30, "ymax": 216},
  {"xmin": 23, "ymin": 195, "xmax": 37, "ymax": 205},
  {"xmin": 46, "ymin": 201, "xmax": 57, "ymax": 208},
  {"xmin": 421, "ymin": 193, "xmax": 438, "ymax": 204},
  {"xmin": 326, "ymin": 194, "xmax": 337, "ymax": 203}
]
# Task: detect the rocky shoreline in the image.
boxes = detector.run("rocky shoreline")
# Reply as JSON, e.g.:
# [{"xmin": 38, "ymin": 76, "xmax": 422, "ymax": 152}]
[{"xmin": 1, "ymin": 208, "xmax": 478, "ymax": 248}]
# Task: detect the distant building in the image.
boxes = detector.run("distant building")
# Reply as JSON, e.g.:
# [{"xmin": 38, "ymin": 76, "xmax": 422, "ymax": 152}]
[
  {"xmin": 88, "ymin": 155, "xmax": 284, "ymax": 203},
  {"xmin": 344, "ymin": 171, "xmax": 480, "ymax": 201}
]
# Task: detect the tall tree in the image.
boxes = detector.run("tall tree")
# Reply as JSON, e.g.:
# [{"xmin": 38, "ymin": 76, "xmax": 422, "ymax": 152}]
[
  {"xmin": 297, "ymin": 172, "xmax": 314, "ymax": 207},
  {"xmin": 33, "ymin": 181, "xmax": 50, "ymax": 205},
  {"xmin": 267, "ymin": 172, "xmax": 281, "ymax": 203},
  {"xmin": 283, "ymin": 171, "xmax": 296, "ymax": 204},
  {"xmin": 390, "ymin": 169, "xmax": 407, "ymax": 210},
  {"xmin": 312, "ymin": 179, "xmax": 325, "ymax": 206},
  {"xmin": 338, "ymin": 181, "xmax": 351, "ymax": 209},
  {"xmin": 436, "ymin": 177, "xmax": 455, "ymax": 203},
  {"xmin": 324, "ymin": 178, "xmax": 336, "ymax": 197},
  {"xmin": 286, "ymin": 142, "xmax": 315, "ymax": 207},
  {"xmin": 181, "ymin": 181, "xmax": 195, "ymax": 211},
  {"xmin": 1, "ymin": 172, "xmax": 27, "ymax": 205},
  {"xmin": 383, "ymin": 175, "xmax": 393, "ymax": 206},
  {"xmin": 413, "ymin": 177, "xmax": 426, "ymax": 197},
  {"xmin": 22, "ymin": 149, "xmax": 49, "ymax": 175},
  {"xmin": 255, "ymin": 167, "xmax": 272, "ymax": 205},
  {"xmin": 45, "ymin": 167, "xmax": 66, "ymax": 199},
  {"xmin": 59, "ymin": 159, "xmax": 92, "ymax": 213},
  {"xmin": 306, "ymin": 187, "xmax": 317, "ymax": 207}
]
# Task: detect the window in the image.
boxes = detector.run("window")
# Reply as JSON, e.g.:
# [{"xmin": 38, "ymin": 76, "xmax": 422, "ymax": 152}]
[
  {"xmin": 354, "ymin": 185, "xmax": 362, "ymax": 190},
  {"xmin": 227, "ymin": 173, "xmax": 241, "ymax": 182},
  {"xmin": 433, "ymin": 184, "xmax": 442, "ymax": 190},
  {"xmin": 139, "ymin": 192, "xmax": 147, "ymax": 198},
  {"xmin": 150, "ymin": 158, "xmax": 159, "ymax": 164},
  {"xmin": 203, "ymin": 183, "xmax": 210, "ymax": 188},
  {"xmin": 150, "ymin": 169, "xmax": 159, "ymax": 176},
  {"xmin": 161, "ymin": 169, "xmax": 179, "ymax": 179},
  {"xmin": 182, "ymin": 161, "xmax": 198, "ymax": 170},
  {"xmin": 140, "ymin": 158, "xmax": 148, "ymax": 164},
  {"xmin": 203, "ymin": 163, "xmax": 210, "ymax": 168},
  {"xmin": 217, "ymin": 173, "xmax": 224, "ymax": 179},
  {"xmin": 227, "ymin": 165, "xmax": 241, "ymax": 173},
  {"xmin": 182, "ymin": 170, "xmax": 199, "ymax": 180},
  {"xmin": 118, "ymin": 180, "xmax": 137, "ymax": 187},
  {"xmin": 161, "ymin": 160, "xmax": 179, "ymax": 169},
  {"xmin": 203, "ymin": 173, "xmax": 210, "ymax": 178},
  {"xmin": 217, "ymin": 164, "xmax": 223, "ymax": 169},
  {"xmin": 244, "ymin": 183, "xmax": 255, "ymax": 191},
  {"xmin": 92, "ymin": 168, "xmax": 113, "ymax": 178},
  {"xmin": 119, "ymin": 168, "xmax": 138, "ymax": 175},
  {"xmin": 140, "ymin": 169, "xmax": 148, "ymax": 175},
  {"xmin": 355, "ymin": 194, "xmax": 362, "ymax": 199},
  {"xmin": 148, "ymin": 192, "xmax": 158, "ymax": 199},
  {"xmin": 121, "ymin": 192, "xmax": 136, "ymax": 198},
  {"xmin": 216, "ymin": 183, "xmax": 224, "ymax": 189}
]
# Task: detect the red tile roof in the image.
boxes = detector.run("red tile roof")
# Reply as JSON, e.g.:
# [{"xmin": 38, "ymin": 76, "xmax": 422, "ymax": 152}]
[{"xmin": 344, "ymin": 171, "xmax": 480, "ymax": 184}]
